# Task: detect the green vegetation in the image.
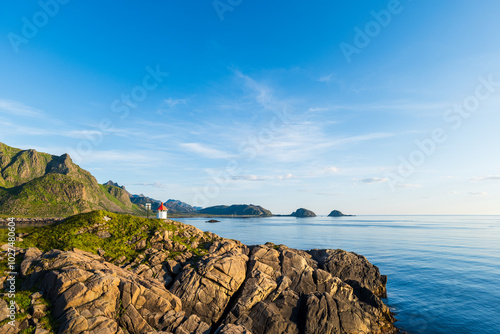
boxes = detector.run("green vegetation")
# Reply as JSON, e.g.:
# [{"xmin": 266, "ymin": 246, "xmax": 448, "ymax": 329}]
[{"xmin": 20, "ymin": 211, "xmax": 165, "ymax": 261}]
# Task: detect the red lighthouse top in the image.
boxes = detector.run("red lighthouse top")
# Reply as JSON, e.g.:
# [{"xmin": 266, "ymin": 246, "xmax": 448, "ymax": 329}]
[{"xmin": 157, "ymin": 202, "xmax": 167, "ymax": 211}]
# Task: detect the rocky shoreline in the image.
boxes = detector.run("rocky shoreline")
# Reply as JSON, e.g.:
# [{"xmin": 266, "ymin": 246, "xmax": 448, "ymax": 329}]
[{"xmin": 0, "ymin": 214, "xmax": 398, "ymax": 334}]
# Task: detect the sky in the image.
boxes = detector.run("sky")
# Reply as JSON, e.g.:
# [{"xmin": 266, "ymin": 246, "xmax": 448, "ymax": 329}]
[{"xmin": 1, "ymin": 0, "xmax": 500, "ymax": 215}]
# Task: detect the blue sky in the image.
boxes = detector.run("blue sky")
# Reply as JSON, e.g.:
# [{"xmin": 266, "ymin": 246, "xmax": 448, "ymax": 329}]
[{"xmin": 1, "ymin": 0, "xmax": 500, "ymax": 214}]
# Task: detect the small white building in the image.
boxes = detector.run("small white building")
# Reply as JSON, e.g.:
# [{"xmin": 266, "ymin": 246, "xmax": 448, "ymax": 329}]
[{"xmin": 156, "ymin": 202, "xmax": 168, "ymax": 219}]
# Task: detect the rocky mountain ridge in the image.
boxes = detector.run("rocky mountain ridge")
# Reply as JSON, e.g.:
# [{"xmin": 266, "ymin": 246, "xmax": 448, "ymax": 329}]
[
  {"xmin": 130, "ymin": 195, "xmax": 201, "ymax": 214},
  {"xmin": 0, "ymin": 143, "xmax": 141, "ymax": 217}
]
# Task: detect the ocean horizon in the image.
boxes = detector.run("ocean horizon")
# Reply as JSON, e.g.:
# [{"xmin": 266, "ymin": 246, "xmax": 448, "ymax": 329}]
[{"xmin": 175, "ymin": 215, "xmax": 500, "ymax": 334}]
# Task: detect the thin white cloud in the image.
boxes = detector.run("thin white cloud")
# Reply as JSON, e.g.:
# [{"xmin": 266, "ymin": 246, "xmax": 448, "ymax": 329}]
[
  {"xmin": 235, "ymin": 71, "xmax": 288, "ymax": 112},
  {"xmin": 232, "ymin": 175, "xmax": 266, "ymax": 181},
  {"xmin": 471, "ymin": 175, "xmax": 500, "ymax": 181},
  {"xmin": 361, "ymin": 177, "xmax": 388, "ymax": 184},
  {"xmin": 277, "ymin": 173, "xmax": 294, "ymax": 180},
  {"xmin": 329, "ymin": 133, "xmax": 396, "ymax": 146},
  {"xmin": 318, "ymin": 74, "xmax": 334, "ymax": 82},
  {"xmin": 307, "ymin": 107, "xmax": 330, "ymax": 112},
  {"xmin": 468, "ymin": 192, "xmax": 488, "ymax": 196},
  {"xmin": 320, "ymin": 101, "xmax": 449, "ymax": 115},
  {"xmin": 232, "ymin": 173, "xmax": 295, "ymax": 182},
  {"xmin": 133, "ymin": 182, "xmax": 169, "ymax": 189},
  {"xmin": 163, "ymin": 98, "xmax": 187, "ymax": 108},
  {"xmin": 0, "ymin": 99, "xmax": 45, "ymax": 117},
  {"xmin": 397, "ymin": 183, "xmax": 422, "ymax": 188},
  {"xmin": 323, "ymin": 166, "xmax": 339, "ymax": 174},
  {"xmin": 180, "ymin": 142, "xmax": 234, "ymax": 159}
]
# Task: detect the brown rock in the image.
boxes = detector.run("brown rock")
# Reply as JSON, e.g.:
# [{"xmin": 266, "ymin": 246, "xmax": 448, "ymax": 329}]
[
  {"xmin": 214, "ymin": 324, "xmax": 253, "ymax": 334},
  {"xmin": 20, "ymin": 248, "xmax": 182, "ymax": 334},
  {"xmin": 170, "ymin": 240, "xmax": 249, "ymax": 325}
]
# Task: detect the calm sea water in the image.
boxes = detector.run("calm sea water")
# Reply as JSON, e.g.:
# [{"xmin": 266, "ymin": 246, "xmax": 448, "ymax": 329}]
[{"xmin": 175, "ymin": 215, "xmax": 500, "ymax": 334}]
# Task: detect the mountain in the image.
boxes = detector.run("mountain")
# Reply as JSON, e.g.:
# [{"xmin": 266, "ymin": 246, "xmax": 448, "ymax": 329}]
[
  {"xmin": 198, "ymin": 204, "xmax": 272, "ymax": 216},
  {"xmin": 104, "ymin": 180, "xmax": 128, "ymax": 192},
  {"xmin": 0, "ymin": 143, "xmax": 142, "ymax": 217},
  {"xmin": 291, "ymin": 208, "xmax": 316, "ymax": 217},
  {"xmin": 165, "ymin": 199, "xmax": 200, "ymax": 212},
  {"xmin": 130, "ymin": 195, "xmax": 199, "ymax": 213},
  {"xmin": 328, "ymin": 209, "xmax": 354, "ymax": 217},
  {"xmin": 130, "ymin": 194, "xmax": 162, "ymax": 210}
]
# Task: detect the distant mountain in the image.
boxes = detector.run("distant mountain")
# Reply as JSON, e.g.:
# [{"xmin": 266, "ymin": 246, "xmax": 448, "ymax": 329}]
[
  {"xmin": 0, "ymin": 143, "xmax": 142, "ymax": 217},
  {"xmin": 291, "ymin": 208, "xmax": 316, "ymax": 217},
  {"xmin": 130, "ymin": 195, "xmax": 200, "ymax": 213},
  {"xmin": 104, "ymin": 180, "xmax": 128, "ymax": 192},
  {"xmin": 130, "ymin": 194, "xmax": 162, "ymax": 210},
  {"xmin": 198, "ymin": 204, "xmax": 272, "ymax": 216},
  {"xmin": 165, "ymin": 199, "xmax": 200, "ymax": 213},
  {"xmin": 328, "ymin": 210, "xmax": 354, "ymax": 217}
]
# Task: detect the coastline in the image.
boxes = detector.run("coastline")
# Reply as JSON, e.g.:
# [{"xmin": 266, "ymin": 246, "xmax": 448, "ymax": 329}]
[{"xmin": 0, "ymin": 211, "xmax": 398, "ymax": 333}]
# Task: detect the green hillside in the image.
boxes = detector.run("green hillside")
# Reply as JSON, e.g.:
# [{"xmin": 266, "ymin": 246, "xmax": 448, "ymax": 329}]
[{"xmin": 0, "ymin": 143, "xmax": 143, "ymax": 217}]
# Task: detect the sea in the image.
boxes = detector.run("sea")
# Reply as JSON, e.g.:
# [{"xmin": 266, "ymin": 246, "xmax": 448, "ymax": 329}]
[{"xmin": 175, "ymin": 215, "xmax": 500, "ymax": 334}]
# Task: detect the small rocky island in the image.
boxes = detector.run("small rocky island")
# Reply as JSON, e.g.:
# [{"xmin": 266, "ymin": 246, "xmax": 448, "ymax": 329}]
[
  {"xmin": 0, "ymin": 210, "xmax": 396, "ymax": 334},
  {"xmin": 197, "ymin": 204, "xmax": 272, "ymax": 216},
  {"xmin": 328, "ymin": 209, "xmax": 355, "ymax": 217},
  {"xmin": 290, "ymin": 208, "xmax": 317, "ymax": 217}
]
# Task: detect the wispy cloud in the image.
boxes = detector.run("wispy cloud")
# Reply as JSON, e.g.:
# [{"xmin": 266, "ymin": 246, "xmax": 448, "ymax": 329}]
[
  {"xmin": 318, "ymin": 74, "xmax": 334, "ymax": 83},
  {"xmin": 133, "ymin": 182, "xmax": 169, "ymax": 189},
  {"xmin": 397, "ymin": 183, "xmax": 422, "ymax": 188},
  {"xmin": 163, "ymin": 98, "xmax": 187, "ymax": 108},
  {"xmin": 361, "ymin": 177, "xmax": 388, "ymax": 184},
  {"xmin": 232, "ymin": 173, "xmax": 294, "ymax": 182},
  {"xmin": 329, "ymin": 133, "xmax": 396, "ymax": 146},
  {"xmin": 232, "ymin": 175, "xmax": 266, "ymax": 181},
  {"xmin": 307, "ymin": 107, "xmax": 330, "ymax": 112},
  {"xmin": 471, "ymin": 175, "xmax": 500, "ymax": 181},
  {"xmin": 236, "ymin": 71, "xmax": 288, "ymax": 112},
  {"xmin": 469, "ymin": 191, "xmax": 488, "ymax": 196},
  {"xmin": 180, "ymin": 142, "xmax": 234, "ymax": 159},
  {"xmin": 323, "ymin": 166, "xmax": 339, "ymax": 173},
  {"xmin": 0, "ymin": 99, "xmax": 45, "ymax": 117}
]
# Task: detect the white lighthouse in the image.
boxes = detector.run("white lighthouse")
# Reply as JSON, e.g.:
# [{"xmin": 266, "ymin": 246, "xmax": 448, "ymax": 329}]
[{"xmin": 156, "ymin": 202, "xmax": 168, "ymax": 219}]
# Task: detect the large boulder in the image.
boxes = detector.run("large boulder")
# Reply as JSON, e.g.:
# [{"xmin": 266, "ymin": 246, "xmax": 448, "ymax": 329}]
[
  {"xmin": 308, "ymin": 248, "xmax": 388, "ymax": 298},
  {"xmin": 170, "ymin": 240, "xmax": 249, "ymax": 326}
]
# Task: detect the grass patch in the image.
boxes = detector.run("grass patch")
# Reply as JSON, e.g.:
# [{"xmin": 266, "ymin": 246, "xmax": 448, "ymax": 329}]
[{"xmin": 19, "ymin": 210, "xmax": 168, "ymax": 261}]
